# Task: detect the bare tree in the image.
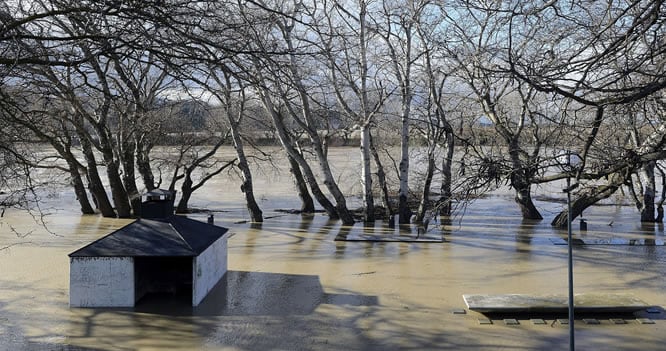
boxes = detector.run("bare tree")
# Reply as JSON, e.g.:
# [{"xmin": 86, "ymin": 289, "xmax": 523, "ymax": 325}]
[
  {"xmin": 444, "ymin": 3, "xmax": 554, "ymax": 220},
  {"xmin": 318, "ymin": 0, "xmax": 395, "ymax": 223},
  {"xmin": 253, "ymin": 75, "xmax": 342, "ymax": 221},
  {"xmin": 414, "ymin": 9, "xmax": 460, "ymax": 220},
  {"xmin": 499, "ymin": 0, "xmax": 666, "ymax": 226},
  {"xmin": 231, "ymin": 0, "xmax": 355, "ymax": 224},
  {"xmin": 0, "ymin": 87, "xmax": 97, "ymax": 214},
  {"xmin": 377, "ymin": 0, "xmax": 433, "ymax": 224},
  {"xmin": 204, "ymin": 68, "xmax": 264, "ymax": 222},
  {"xmin": 155, "ymin": 99, "xmax": 236, "ymax": 213}
]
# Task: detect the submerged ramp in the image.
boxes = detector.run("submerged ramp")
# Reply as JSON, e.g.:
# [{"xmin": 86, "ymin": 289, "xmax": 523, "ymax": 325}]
[{"xmin": 463, "ymin": 293, "xmax": 650, "ymax": 314}]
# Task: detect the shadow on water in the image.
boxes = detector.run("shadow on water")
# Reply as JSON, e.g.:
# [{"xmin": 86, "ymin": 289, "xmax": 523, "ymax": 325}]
[
  {"xmin": 129, "ymin": 270, "xmax": 378, "ymax": 317},
  {"xmin": 8, "ymin": 342, "xmax": 107, "ymax": 351},
  {"xmin": 514, "ymin": 218, "xmax": 540, "ymax": 252}
]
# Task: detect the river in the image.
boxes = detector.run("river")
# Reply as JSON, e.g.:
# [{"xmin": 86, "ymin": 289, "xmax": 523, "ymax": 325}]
[{"xmin": 1, "ymin": 147, "xmax": 665, "ymax": 350}]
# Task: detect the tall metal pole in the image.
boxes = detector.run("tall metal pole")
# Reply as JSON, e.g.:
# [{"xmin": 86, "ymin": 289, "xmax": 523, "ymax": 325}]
[{"xmin": 567, "ymin": 174, "xmax": 575, "ymax": 350}]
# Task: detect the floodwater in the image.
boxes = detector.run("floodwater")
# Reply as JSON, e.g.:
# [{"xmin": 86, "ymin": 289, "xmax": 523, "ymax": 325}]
[{"xmin": 1, "ymin": 147, "xmax": 666, "ymax": 350}]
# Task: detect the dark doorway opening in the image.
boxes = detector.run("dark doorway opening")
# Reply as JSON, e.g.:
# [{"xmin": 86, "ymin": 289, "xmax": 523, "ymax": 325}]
[{"xmin": 135, "ymin": 257, "xmax": 193, "ymax": 304}]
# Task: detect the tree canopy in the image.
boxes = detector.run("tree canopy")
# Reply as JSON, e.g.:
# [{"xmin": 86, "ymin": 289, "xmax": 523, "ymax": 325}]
[{"xmin": 1, "ymin": 0, "xmax": 664, "ymax": 226}]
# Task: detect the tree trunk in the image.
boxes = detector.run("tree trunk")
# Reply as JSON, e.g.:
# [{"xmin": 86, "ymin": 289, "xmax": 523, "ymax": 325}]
[
  {"xmin": 656, "ymin": 165, "xmax": 666, "ymax": 222},
  {"xmin": 360, "ymin": 124, "xmax": 374, "ymax": 222},
  {"xmin": 257, "ymin": 89, "xmax": 340, "ymax": 220},
  {"xmin": 397, "ymin": 107, "xmax": 411, "ymax": 224},
  {"xmin": 24, "ymin": 121, "xmax": 96, "ymax": 215},
  {"xmin": 508, "ymin": 141, "xmax": 542, "ymax": 220},
  {"xmin": 49, "ymin": 138, "xmax": 95, "ymax": 215},
  {"xmin": 552, "ymin": 171, "xmax": 627, "ymax": 227},
  {"xmin": 65, "ymin": 157, "xmax": 95, "ymax": 215},
  {"xmin": 102, "ymin": 149, "xmax": 132, "ymax": 218},
  {"xmin": 293, "ymin": 149, "xmax": 339, "ymax": 220},
  {"xmin": 235, "ymin": 148, "xmax": 263, "ymax": 222},
  {"xmin": 120, "ymin": 141, "xmax": 141, "ymax": 217},
  {"xmin": 306, "ymin": 167, "xmax": 340, "ymax": 220},
  {"xmin": 278, "ymin": 24, "xmax": 354, "ymax": 225},
  {"xmin": 369, "ymin": 132, "xmax": 392, "ymax": 215},
  {"xmin": 136, "ymin": 139, "xmax": 156, "ymax": 191},
  {"xmin": 90, "ymin": 116, "xmax": 132, "ymax": 218},
  {"xmin": 176, "ymin": 174, "xmax": 193, "ymax": 214},
  {"xmin": 514, "ymin": 185, "xmax": 542, "ymax": 220},
  {"xmin": 317, "ymin": 144, "xmax": 355, "ymax": 225},
  {"xmin": 288, "ymin": 154, "xmax": 315, "ymax": 213},
  {"xmin": 79, "ymin": 136, "xmax": 116, "ymax": 217},
  {"xmin": 416, "ymin": 152, "xmax": 436, "ymax": 223},
  {"xmin": 639, "ymin": 162, "xmax": 656, "ymax": 222},
  {"xmin": 439, "ymin": 131, "xmax": 455, "ymax": 216}
]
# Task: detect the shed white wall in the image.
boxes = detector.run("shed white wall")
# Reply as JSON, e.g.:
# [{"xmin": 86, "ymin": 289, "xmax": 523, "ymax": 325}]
[
  {"xmin": 192, "ymin": 235, "xmax": 227, "ymax": 306},
  {"xmin": 70, "ymin": 257, "xmax": 135, "ymax": 307}
]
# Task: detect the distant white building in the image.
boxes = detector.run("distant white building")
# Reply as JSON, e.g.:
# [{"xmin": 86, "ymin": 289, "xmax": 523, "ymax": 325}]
[{"xmin": 69, "ymin": 190, "xmax": 228, "ymax": 307}]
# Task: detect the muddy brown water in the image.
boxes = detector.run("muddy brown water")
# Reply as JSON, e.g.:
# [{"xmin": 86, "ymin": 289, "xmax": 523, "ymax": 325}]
[{"xmin": 1, "ymin": 148, "xmax": 665, "ymax": 350}]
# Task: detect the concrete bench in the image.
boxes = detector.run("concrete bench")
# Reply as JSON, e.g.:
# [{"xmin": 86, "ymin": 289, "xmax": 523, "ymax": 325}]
[{"xmin": 463, "ymin": 293, "xmax": 650, "ymax": 314}]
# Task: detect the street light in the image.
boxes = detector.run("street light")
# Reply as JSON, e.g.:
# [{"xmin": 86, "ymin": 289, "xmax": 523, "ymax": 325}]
[{"xmin": 559, "ymin": 151, "xmax": 581, "ymax": 351}]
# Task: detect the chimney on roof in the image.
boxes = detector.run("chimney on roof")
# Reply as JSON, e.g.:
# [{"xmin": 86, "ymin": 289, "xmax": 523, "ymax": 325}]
[{"xmin": 140, "ymin": 189, "xmax": 176, "ymax": 219}]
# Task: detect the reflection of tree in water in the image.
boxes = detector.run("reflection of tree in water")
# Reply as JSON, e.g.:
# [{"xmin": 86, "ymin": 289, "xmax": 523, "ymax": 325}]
[
  {"xmin": 242, "ymin": 224, "xmax": 261, "ymax": 257},
  {"xmin": 514, "ymin": 225, "xmax": 533, "ymax": 255}
]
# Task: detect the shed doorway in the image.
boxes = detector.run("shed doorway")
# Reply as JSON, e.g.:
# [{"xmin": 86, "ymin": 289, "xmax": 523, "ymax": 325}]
[{"xmin": 134, "ymin": 257, "xmax": 193, "ymax": 304}]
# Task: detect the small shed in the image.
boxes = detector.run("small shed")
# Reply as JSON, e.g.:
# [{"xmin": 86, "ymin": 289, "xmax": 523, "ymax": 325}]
[{"xmin": 69, "ymin": 190, "xmax": 228, "ymax": 307}]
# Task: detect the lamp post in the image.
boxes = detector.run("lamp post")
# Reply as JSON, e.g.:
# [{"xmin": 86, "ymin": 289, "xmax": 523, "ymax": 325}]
[{"xmin": 562, "ymin": 152, "xmax": 581, "ymax": 351}]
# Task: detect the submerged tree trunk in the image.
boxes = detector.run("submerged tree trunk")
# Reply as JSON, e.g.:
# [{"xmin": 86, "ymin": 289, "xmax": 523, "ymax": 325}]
[
  {"xmin": 639, "ymin": 162, "xmax": 656, "ymax": 222},
  {"xmin": 234, "ymin": 141, "xmax": 263, "ymax": 222},
  {"xmin": 552, "ymin": 171, "xmax": 628, "ymax": 227},
  {"xmin": 656, "ymin": 166, "xmax": 666, "ymax": 222},
  {"xmin": 176, "ymin": 174, "xmax": 193, "ymax": 214},
  {"xmin": 64, "ymin": 156, "xmax": 95, "ymax": 215},
  {"xmin": 381, "ymin": 2, "xmax": 416, "ymax": 226},
  {"xmin": 288, "ymin": 154, "xmax": 315, "ymax": 213},
  {"xmin": 45, "ymin": 134, "xmax": 95, "ymax": 215},
  {"xmin": 369, "ymin": 132, "xmax": 392, "ymax": 215},
  {"xmin": 416, "ymin": 152, "xmax": 436, "ymax": 223},
  {"xmin": 514, "ymin": 184, "xmax": 542, "ymax": 220},
  {"xmin": 174, "ymin": 148, "xmax": 234, "ymax": 215},
  {"xmin": 102, "ymin": 149, "xmax": 132, "ymax": 218},
  {"xmin": 136, "ymin": 138, "xmax": 156, "ymax": 191},
  {"xmin": 508, "ymin": 141, "xmax": 542, "ymax": 220},
  {"xmin": 286, "ymin": 141, "xmax": 338, "ymax": 220},
  {"xmin": 79, "ymin": 136, "xmax": 116, "ymax": 218},
  {"xmin": 439, "ymin": 131, "xmax": 455, "ymax": 216},
  {"xmin": 256, "ymin": 87, "xmax": 341, "ymax": 221},
  {"xmin": 397, "ymin": 106, "xmax": 411, "ymax": 224},
  {"xmin": 229, "ymin": 99, "xmax": 263, "ymax": 222},
  {"xmin": 397, "ymin": 146, "xmax": 411, "ymax": 223},
  {"xmin": 301, "ymin": 157, "xmax": 339, "ymax": 220},
  {"xmin": 276, "ymin": 22, "xmax": 354, "ymax": 225},
  {"xmin": 314, "ymin": 137, "xmax": 355, "ymax": 225},
  {"xmin": 360, "ymin": 124, "xmax": 374, "ymax": 222},
  {"xmin": 120, "ymin": 138, "xmax": 141, "ymax": 217},
  {"xmin": 553, "ymin": 116, "xmax": 666, "ymax": 227},
  {"xmin": 94, "ymin": 123, "xmax": 131, "ymax": 218}
]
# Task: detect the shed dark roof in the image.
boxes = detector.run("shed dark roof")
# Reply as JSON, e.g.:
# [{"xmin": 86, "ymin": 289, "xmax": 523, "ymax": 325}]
[{"xmin": 69, "ymin": 215, "xmax": 228, "ymax": 258}]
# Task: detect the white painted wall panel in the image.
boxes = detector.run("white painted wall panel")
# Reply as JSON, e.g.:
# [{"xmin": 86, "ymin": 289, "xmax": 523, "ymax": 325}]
[
  {"xmin": 192, "ymin": 235, "xmax": 227, "ymax": 306},
  {"xmin": 69, "ymin": 257, "xmax": 135, "ymax": 307}
]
